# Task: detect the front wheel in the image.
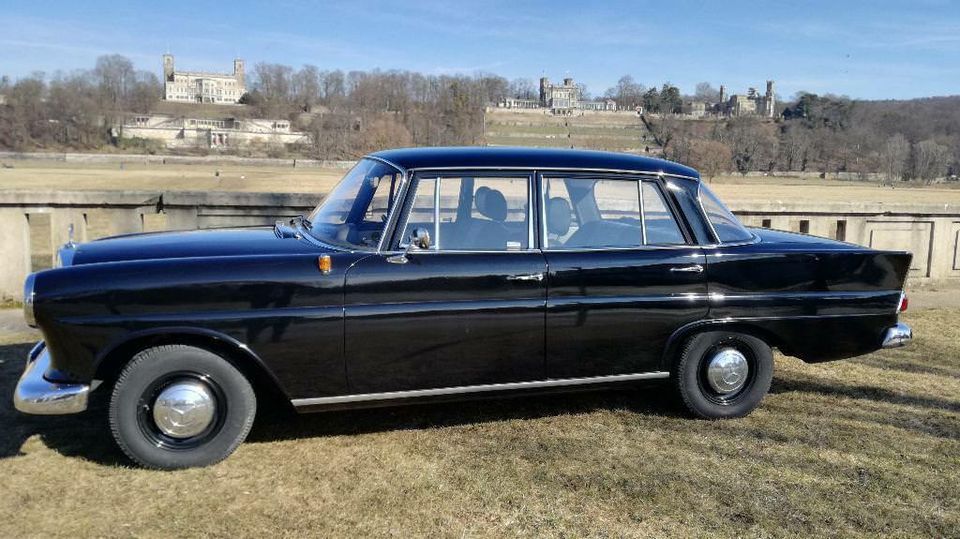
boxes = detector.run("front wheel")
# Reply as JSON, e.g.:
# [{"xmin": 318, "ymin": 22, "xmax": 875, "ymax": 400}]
[
  {"xmin": 109, "ymin": 345, "xmax": 256, "ymax": 469},
  {"xmin": 673, "ymin": 331, "xmax": 773, "ymax": 419}
]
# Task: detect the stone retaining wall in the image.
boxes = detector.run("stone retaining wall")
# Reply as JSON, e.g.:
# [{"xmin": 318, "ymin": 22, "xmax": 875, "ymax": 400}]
[{"xmin": 0, "ymin": 189, "xmax": 957, "ymax": 299}]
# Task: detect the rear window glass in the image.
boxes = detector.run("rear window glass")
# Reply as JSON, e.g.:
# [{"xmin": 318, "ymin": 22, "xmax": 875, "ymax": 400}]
[{"xmin": 698, "ymin": 183, "xmax": 753, "ymax": 243}]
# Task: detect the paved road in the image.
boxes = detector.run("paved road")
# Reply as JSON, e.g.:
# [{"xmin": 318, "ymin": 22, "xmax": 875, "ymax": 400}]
[{"xmin": 0, "ymin": 309, "xmax": 35, "ymax": 336}]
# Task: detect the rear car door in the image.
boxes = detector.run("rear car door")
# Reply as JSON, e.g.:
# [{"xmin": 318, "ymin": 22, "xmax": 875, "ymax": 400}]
[
  {"xmin": 541, "ymin": 173, "xmax": 709, "ymax": 378},
  {"xmin": 343, "ymin": 172, "xmax": 547, "ymax": 393}
]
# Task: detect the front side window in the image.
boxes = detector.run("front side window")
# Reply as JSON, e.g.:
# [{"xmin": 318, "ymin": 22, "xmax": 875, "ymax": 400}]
[
  {"xmin": 398, "ymin": 174, "xmax": 531, "ymax": 251},
  {"xmin": 306, "ymin": 159, "xmax": 403, "ymax": 250},
  {"xmin": 698, "ymin": 183, "xmax": 753, "ymax": 243}
]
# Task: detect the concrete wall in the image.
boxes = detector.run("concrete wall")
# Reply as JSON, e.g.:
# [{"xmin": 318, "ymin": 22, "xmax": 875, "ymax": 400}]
[{"xmin": 0, "ymin": 190, "xmax": 957, "ymax": 299}]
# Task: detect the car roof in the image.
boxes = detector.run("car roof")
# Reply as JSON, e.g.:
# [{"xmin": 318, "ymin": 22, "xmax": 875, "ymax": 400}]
[{"xmin": 368, "ymin": 147, "xmax": 700, "ymax": 179}]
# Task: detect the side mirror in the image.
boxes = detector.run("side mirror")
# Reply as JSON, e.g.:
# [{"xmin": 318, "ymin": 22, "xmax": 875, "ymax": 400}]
[
  {"xmin": 408, "ymin": 227, "xmax": 431, "ymax": 251},
  {"xmin": 387, "ymin": 227, "xmax": 431, "ymax": 265}
]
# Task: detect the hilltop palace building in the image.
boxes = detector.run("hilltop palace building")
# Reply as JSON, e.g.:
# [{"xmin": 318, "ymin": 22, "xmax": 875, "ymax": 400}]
[
  {"xmin": 497, "ymin": 77, "xmax": 616, "ymax": 114},
  {"xmin": 117, "ymin": 54, "xmax": 309, "ymax": 149},
  {"xmin": 162, "ymin": 54, "xmax": 246, "ymax": 104}
]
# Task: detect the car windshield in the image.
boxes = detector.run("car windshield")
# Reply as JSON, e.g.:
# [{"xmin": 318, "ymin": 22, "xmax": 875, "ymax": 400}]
[
  {"xmin": 306, "ymin": 158, "xmax": 403, "ymax": 250},
  {"xmin": 698, "ymin": 182, "xmax": 754, "ymax": 243}
]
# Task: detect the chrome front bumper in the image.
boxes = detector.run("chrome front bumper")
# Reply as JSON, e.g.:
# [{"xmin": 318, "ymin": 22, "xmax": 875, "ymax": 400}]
[
  {"xmin": 882, "ymin": 322, "xmax": 913, "ymax": 349},
  {"xmin": 14, "ymin": 342, "xmax": 90, "ymax": 415}
]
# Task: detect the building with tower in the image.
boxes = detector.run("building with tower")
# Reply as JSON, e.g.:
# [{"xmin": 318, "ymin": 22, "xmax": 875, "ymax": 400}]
[
  {"xmin": 162, "ymin": 54, "xmax": 246, "ymax": 105},
  {"xmin": 496, "ymin": 76, "xmax": 616, "ymax": 114},
  {"xmin": 714, "ymin": 80, "xmax": 776, "ymax": 118}
]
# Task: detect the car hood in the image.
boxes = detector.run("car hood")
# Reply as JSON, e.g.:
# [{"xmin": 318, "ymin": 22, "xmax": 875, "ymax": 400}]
[{"xmin": 67, "ymin": 226, "xmax": 332, "ymax": 266}]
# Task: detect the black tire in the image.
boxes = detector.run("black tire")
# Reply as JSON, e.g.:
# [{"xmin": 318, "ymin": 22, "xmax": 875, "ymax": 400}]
[
  {"xmin": 108, "ymin": 345, "xmax": 256, "ymax": 470},
  {"xmin": 673, "ymin": 331, "xmax": 773, "ymax": 419}
]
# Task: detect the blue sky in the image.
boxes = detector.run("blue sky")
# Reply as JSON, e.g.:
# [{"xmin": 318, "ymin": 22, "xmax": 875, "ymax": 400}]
[{"xmin": 1, "ymin": 0, "xmax": 958, "ymax": 100}]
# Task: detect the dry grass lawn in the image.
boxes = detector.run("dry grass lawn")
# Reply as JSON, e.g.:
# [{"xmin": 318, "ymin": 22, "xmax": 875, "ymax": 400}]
[
  {"xmin": 0, "ymin": 160, "xmax": 344, "ymax": 194},
  {"xmin": 0, "ymin": 308, "xmax": 957, "ymax": 537},
  {"xmin": 2, "ymin": 159, "xmax": 960, "ymax": 205}
]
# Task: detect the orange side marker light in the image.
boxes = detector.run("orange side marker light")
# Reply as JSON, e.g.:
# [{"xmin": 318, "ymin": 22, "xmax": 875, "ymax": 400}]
[{"xmin": 318, "ymin": 255, "xmax": 332, "ymax": 274}]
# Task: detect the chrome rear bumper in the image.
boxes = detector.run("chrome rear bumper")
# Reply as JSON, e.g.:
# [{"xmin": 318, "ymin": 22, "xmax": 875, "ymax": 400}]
[
  {"xmin": 14, "ymin": 342, "xmax": 90, "ymax": 415},
  {"xmin": 881, "ymin": 322, "xmax": 913, "ymax": 349}
]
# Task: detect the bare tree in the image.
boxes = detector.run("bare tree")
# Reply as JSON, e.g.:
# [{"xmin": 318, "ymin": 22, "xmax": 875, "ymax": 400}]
[
  {"xmin": 509, "ymin": 78, "xmax": 535, "ymax": 100},
  {"xmin": 93, "ymin": 54, "xmax": 135, "ymax": 110},
  {"xmin": 292, "ymin": 65, "xmax": 322, "ymax": 111},
  {"xmin": 358, "ymin": 114, "xmax": 413, "ymax": 155},
  {"xmin": 687, "ymin": 139, "xmax": 733, "ymax": 180},
  {"xmin": 779, "ymin": 123, "xmax": 813, "ymax": 171},
  {"xmin": 880, "ymin": 134, "xmax": 910, "ymax": 183},
  {"xmin": 693, "ymin": 82, "xmax": 720, "ymax": 103},
  {"xmin": 912, "ymin": 139, "xmax": 951, "ymax": 183},
  {"xmin": 606, "ymin": 75, "xmax": 645, "ymax": 109},
  {"xmin": 721, "ymin": 117, "xmax": 779, "ymax": 174}
]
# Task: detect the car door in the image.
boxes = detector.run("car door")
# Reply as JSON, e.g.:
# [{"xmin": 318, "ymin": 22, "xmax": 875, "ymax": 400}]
[
  {"xmin": 343, "ymin": 172, "xmax": 547, "ymax": 393},
  {"xmin": 541, "ymin": 173, "xmax": 709, "ymax": 378}
]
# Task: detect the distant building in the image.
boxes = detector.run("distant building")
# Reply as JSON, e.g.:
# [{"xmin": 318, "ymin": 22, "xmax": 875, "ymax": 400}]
[
  {"xmin": 121, "ymin": 114, "xmax": 308, "ymax": 149},
  {"xmin": 716, "ymin": 80, "xmax": 776, "ymax": 118},
  {"xmin": 682, "ymin": 100, "xmax": 707, "ymax": 118},
  {"xmin": 496, "ymin": 76, "xmax": 616, "ymax": 114},
  {"xmin": 540, "ymin": 77, "xmax": 581, "ymax": 111},
  {"xmin": 162, "ymin": 54, "xmax": 246, "ymax": 105}
]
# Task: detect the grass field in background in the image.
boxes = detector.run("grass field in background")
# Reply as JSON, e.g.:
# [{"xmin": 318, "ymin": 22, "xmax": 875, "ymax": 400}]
[
  {"xmin": 0, "ymin": 308, "xmax": 957, "ymax": 537},
  {"xmin": 2, "ymin": 159, "xmax": 960, "ymax": 205}
]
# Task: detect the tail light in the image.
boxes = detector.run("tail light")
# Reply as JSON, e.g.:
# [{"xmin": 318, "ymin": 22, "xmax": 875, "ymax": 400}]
[{"xmin": 898, "ymin": 292, "xmax": 908, "ymax": 313}]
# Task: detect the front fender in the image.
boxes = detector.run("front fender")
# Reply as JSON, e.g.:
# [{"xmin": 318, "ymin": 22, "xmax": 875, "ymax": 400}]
[{"xmin": 92, "ymin": 325, "xmax": 288, "ymax": 400}]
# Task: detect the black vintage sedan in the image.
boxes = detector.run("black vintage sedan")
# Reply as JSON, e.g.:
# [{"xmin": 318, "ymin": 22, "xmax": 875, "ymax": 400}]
[{"xmin": 16, "ymin": 147, "xmax": 913, "ymax": 469}]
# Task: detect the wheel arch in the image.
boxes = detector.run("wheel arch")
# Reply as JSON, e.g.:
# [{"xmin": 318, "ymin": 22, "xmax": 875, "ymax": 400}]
[
  {"xmin": 93, "ymin": 327, "xmax": 291, "ymax": 408},
  {"xmin": 660, "ymin": 319, "xmax": 785, "ymax": 372}
]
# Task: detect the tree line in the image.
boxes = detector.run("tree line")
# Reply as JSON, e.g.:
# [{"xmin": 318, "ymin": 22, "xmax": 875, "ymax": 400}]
[
  {"xmin": 1, "ymin": 54, "xmax": 958, "ymax": 181},
  {"xmin": 650, "ymin": 91, "xmax": 959, "ymax": 182},
  {"xmin": 0, "ymin": 55, "xmax": 159, "ymax": 150}
]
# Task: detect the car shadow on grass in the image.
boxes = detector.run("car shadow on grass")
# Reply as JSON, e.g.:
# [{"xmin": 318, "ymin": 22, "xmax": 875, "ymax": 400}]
[
  {"xmin": 4, "ymin": 332, "xmax": 956, "ymax": 466},
  {"xmin": 0, "ymin": 342, "xmax": 127, "ymax": 465},
  {"xmin": 1, "ymin": 339, "xmax": 682, "ymax": 465},
  {"xmin": 246, "ymin": 383, "xmax": 682, "ymax": 445},
  {"xmin": 770, "ymin": 375, "xmax": 960, "ymax": 414}
]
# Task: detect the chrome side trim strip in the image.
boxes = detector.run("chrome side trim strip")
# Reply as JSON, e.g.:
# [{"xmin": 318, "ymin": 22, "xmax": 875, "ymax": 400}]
[{"xmin": 292, "ymin": 371, "xmax": 670, "ymax": 407}]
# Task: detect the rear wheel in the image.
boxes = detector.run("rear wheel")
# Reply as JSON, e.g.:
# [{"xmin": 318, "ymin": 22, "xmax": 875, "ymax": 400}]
[
  {"xmin": 673, "ymin": 331, "xmax": 773, "ymax": 419},
  {"xmin": 109, "ymin": 345, "xmax": 256, "ymax": 469}
]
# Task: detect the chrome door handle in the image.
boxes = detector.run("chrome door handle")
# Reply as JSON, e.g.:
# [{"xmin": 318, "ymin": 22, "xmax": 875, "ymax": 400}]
[
  {"xmin": 506, "ymin": 273, "xmax": 544, "ymax": 282},
  {"xmin": 670, "ymin": 264, "xmax": 704, "ymax": 273}
]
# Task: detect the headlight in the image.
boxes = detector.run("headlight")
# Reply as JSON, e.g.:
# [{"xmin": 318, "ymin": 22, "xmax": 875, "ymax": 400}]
[{"xmin": 23, "ymin": 273, "xmax": 36, "ymax": 328}]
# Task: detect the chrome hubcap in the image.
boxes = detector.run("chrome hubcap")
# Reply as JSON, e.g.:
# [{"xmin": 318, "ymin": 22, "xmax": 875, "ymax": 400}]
[
  {"xmin": 706, "ymin": 348, "xmax": 749, "ymax": 394},
  {"xmin": 152, "ymin": 380, "xmax": 217, "ymax": 439}
]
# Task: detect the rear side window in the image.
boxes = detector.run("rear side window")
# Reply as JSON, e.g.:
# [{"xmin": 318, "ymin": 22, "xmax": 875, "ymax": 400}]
[
  {"xmin": 698, "ymin": 183, "xmax": 753, "ymax": 243},
  {"xmin": 544, "ymin": 177, "xmax": 642, "ymax": 249},
  {"xmin": 543, "ymin": 177, "xmax": 687, "ymax": 249}
]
